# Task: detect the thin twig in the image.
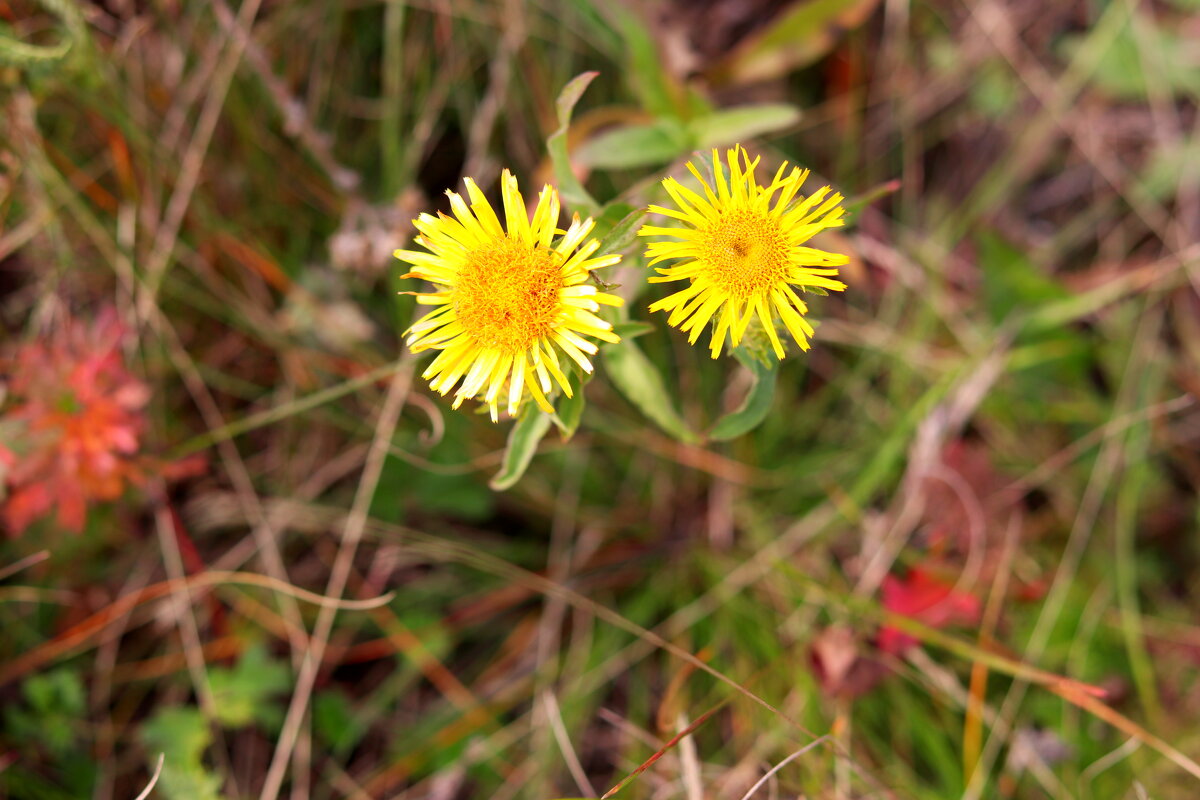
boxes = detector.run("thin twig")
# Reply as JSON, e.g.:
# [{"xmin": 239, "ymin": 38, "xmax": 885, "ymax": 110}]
[{"xmin": 139, "ymin": 0, "xmax": 266, "ymax": 316}]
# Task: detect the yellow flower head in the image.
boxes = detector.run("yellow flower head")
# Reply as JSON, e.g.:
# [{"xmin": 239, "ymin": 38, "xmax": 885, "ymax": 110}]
[
  {"xmin": 639, "ymin": 145, "xmax": 848, "ymax": 359},
  {"xmin": 397, "ymin": 171, "xmax": 623, "ymax": 421}
]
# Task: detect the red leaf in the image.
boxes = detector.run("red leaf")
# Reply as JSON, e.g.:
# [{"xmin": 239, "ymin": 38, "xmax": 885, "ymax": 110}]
[{"xmin": 878, "ymin": 567, "xmax": 981, "ymax": 654}]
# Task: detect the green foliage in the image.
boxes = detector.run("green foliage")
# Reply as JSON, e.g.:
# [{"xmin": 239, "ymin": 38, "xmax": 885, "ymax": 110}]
[
  {"xmin": 689, "ymin": 104, "xmax": 803, "ymax": 150},
  {"xmin": 576, "ymin": 119, "xmax": 689, "ymax": 171},
  {"xmin": 710, "ymin": 0, "xmax": 881, "ymax": 83},
  {"xmin": 592, "ymin": 203, "xmax": 643, "ymax": 258},
  {"xmin": 1, "ymin": 667, "xmax": 97, "ymax": 800},
  {"xmin": 490, "ymin": 404, "xmax": 554, "ymax": 490},
  {"xmin": 576, "ymin": 105, "xmax": 802, "ymax": 171},
  {"xmin": 977, "ymin": 234, "xmax": 1069, "ymax": 325},
  {"xmin": 137, "ymin": 646, "xmax": 290, "ymax": 800},
  {"xmin": 207, "ymin": 643, "xmax": 291, "ymax": 729},
  {"xmin": 603, "ymin": 339, "xmax": 698, "ymax": 444},
  {"xmin": 4, "ymin": 668, "xmax": 86, "ymax": 756},
  {"xmin": 552, "ymin": 369, "xmax": 590, "ymax": 440},
  {"xmin": 313, "ymin": 689, "xmax": 370, "ymax": 756},
  {"xmin": 548, "ymin": 72, "xmax": 602, "ymax": 216},
  {"xmin": 1062, "ymin": 15, "xmax": 1200, "ymax": 100},
  {"xmin": 605, "ymin": 3, "xmax": 687, "ymax": 118},
  {"xmin": 141, "ymin": 708, "xmax": 222, "ymax": 800},
  {"xmin": 708, "ymin": 346, "xmax": 780, "ymax": 441}
]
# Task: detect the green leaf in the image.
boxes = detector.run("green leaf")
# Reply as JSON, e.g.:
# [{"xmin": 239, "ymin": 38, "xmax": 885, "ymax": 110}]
[
  {"xmin": 208, "ymin": 643, "xmax": 291, "ymax": 729},
  {"xmin": 842, "ymin": 179, "xmax": 901, "ymax": 220},
  {"xmin": 313, "ymin": 689, "xmax": 369, "ymax": 756},
  {"xmin": 490, "ymin": 406, "xmax": 553, "ymax": 490},
  {"xmin": 978, "ymin": 233, "xmax": 1068, "ymax": 325},
  {"xmin": 576, "ymin": 119, "xmax": 689, "ymax": 170},
  {"xmin": 4, "ymin": 668, "xmax": 86, "ymax": 756},
  {"xmin": 547, "ymin": 72, "xmax": 600, "ymax": 216},
  {"xmin": 688, "ymin": 104, "xmax": 802, "ymax": 150},
  {"xmin": 141, "ymin": 707, "xmax": 222, "ymax": 800},
  {"xmin": 552, "ymin": 370, "xmax": 590, "ymax": 441},
  {"xmin": 709, "ymin": 0, "xmax": 881, "ymax": 84},
  {"xmin": 708, "ymin": 347, "xmax": 779, "ymax": 440},
  {"xmin": 141, "ymin": 708, "xmax": 210, "ymax": 766},
  {"xmin": 23, "ymin": 667, "xmax": 85, "ymax": 717},
  {"xmin": 608, "ymin": 4, "xmax": 683, "ymax": 117},
  {"xmin": 595, "ymin": 203, "xmax": 645, "ymax": 257},
  {"xmin": 604, "ymin": 340, "xmax": 698, "ymax": 443},
  {"xmin": 611, "ymin": 320, "xmax": 655, "ymax": 340}
]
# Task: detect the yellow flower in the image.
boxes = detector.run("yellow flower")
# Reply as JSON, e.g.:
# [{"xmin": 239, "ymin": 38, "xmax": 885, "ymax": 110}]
[
  {"xmin": 639, "ymin": 145, "xmax": 848, "ymax": 359},
  {"xmin": 397, "ymin": 171, "xmax": 623, "ymax": 421}
]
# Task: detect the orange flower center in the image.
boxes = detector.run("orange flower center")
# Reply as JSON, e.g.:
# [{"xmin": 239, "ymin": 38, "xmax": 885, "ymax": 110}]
[
  {"xmin": 699, "ymin": 209, "xmax": 790, "ymax": 301},
  {"xmin": 454, "ymin": 237, "xmax": 564, "ymax": 355}
]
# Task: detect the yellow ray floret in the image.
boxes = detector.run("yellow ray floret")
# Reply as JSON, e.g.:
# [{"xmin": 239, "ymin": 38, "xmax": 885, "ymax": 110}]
[
  {"xmin": 396, "ymin": 170, "xmax": 624, "ymax": 421},
  {"xmin": 638, "ymin": 145, "xmax": 848, "ymax": 359}
]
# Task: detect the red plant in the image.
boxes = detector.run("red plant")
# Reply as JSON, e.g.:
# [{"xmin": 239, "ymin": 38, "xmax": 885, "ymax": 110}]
[
  {"xmin": 878, "ymin": 567, "xmax": 981, "ymax": 655},
  {"xmin": 1, "ymin": 310, "xmax": 153, "ymax": 535}
]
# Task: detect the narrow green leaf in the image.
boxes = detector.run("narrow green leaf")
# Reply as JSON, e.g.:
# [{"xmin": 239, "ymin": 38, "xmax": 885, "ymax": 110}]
[
  {"xmin": 595, "ymin": 203, "xmax": 645, "ymax": 257},
  {"xmin": 708, "ymin": 348, "xmax": 779, "ymax": 440},
  {"xmin": 576, "ymin": 119, "xmax": 689, "ymax": 170},
  {"xmin": 208, "ymin": 643, "xmax": 291, "ymax": 729},
  {"xmin": 609, "ymin": 4, "xmax": 682, "ymax": 117},
  {"xmin": 490, "ymin": 407, "xmax": 553, "ymax": 490},
  {"xmin": 711, "ymin": 0, "xmax": 880, "ymax": 84},
  {"xmin": 547, "ymin": 72, "xmax": 600, "ymax": 216},
  {"xmin": 842, "ymin": 179, "xmax": 901, "ymax": 220},
  {"xmin": 610, "ymin": 320, "xmax": 655, "ymax": 340},
  {"xmin": 688, "ymin": 104, "xmax": 802, "ymax": 150},
  {"xmin": 604, "ymin": 340, "xmax": 698, "ymax": 443},
  {"xmin": 141, "ymin": 707, "xmax": 222, "ymax": 800},
  {"xmin": 978, "ymin": 233, "xmax": 1068, "ymax": 325},
  {"xmin": 555, "ymin": 72, "xmax": 596, "ymax": 127},
  {"xmin": 552, "ymin": 370, "xmax": 590, "ymax": 440}
]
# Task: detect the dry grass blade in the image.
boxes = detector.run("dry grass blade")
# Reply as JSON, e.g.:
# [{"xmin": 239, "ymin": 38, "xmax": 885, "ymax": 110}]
[
  {"xmin": 259, "ymin": 360, "xmax": 414, "ymax": 800},
  {"xmin": 0, "ymin": 550, "xmax": 50, "ymax": 582},
  {"xmin": 736, "ymin": 737, "xmax": 831, "ymax": 800},
  {"xmin": 138, "ymin": 0, "xmax": 266, "ymax": 314},
  {"xmin": 601, "ymin": 702, "xmax": 726, "ymax": 799},
  {"xmin": 0, "ymin": 571, "xmax": 394, "ymax": 687},
  {"xmin": 133, "ymin": 753, "xmax": 165, "ymax": 800}
]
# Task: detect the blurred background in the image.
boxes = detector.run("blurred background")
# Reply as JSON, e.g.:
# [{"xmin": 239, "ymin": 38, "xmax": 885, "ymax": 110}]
[{"xmin": 2, "ymin": 0, "xmax": 1200, "ymax": 798}]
